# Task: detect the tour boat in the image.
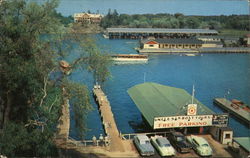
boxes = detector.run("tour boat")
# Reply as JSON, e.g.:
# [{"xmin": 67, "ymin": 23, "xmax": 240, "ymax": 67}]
[{"xmin": 111, "ymin": 54, "xmax": 148, "ymax": 63}]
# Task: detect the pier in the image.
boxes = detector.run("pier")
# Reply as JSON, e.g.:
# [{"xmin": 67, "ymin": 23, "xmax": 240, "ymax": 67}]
[
  {"xmin": 214, "ymin": 98, "xmax": 250, "ymax": 124},
  {"xmin": 93, "ymin": 85, "xmax": 125, "ymax": 152},
  {"xmin": 106, "ymin": 28, "xmax": 218, "ymax": 39},
  {"xmin": 138, "ymin": 47, "xmax": 250, "ymax": 54}
]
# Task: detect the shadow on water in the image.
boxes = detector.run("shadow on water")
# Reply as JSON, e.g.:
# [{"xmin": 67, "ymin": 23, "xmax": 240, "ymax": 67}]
[{"xmin": 128, "ymin": 115, "xmax": 154, "ymax": 133}]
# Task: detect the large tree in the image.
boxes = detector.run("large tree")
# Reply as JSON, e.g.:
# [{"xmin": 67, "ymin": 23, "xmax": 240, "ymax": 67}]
[{"xmin": 0, "ymin": 0, "xmax": 110, "ymax": 156}]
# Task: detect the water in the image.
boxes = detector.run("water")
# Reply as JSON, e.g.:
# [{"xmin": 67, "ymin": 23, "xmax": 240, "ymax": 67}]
[
  {"xmin": 30, "ymin": 0, "xmax": 249, "ymax": 16},
  {"xmin": 29, "ymin": 0, "xmax": 250, "ymax": 139},
  {"xmin": 69, "ymin": 35, "xmax": 250, "ymax": 139}
]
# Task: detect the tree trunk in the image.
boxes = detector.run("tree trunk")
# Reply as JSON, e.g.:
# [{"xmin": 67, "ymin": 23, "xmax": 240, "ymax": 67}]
[{"xmin": 3, "ymin": 92, "xmax": 12, "ymax": 127}]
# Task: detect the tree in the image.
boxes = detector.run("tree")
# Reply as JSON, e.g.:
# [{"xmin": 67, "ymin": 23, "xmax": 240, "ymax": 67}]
[{"xmin": 0, "ymin": 0, "xmax": 110, "ymax": 156}]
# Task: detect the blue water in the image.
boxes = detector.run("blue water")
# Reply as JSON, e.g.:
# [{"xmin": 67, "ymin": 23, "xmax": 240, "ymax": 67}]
[
  {"xmin": 69, "ymin": 35, "xmax": 250, "ymax": 139},
  {"xmin": 29, "ymin": 0, "xmax": 249, "ymax": 16},
  {"xmin": 29, "ymin": 0, "xmax": 250, "ymax": 139}
]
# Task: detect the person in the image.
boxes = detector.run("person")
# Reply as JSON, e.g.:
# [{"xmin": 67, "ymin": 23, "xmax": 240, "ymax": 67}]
[
  {"xmin": 92, "ymin": 135, "xmax": 97, "ymax": 146},
  {"xmin": 99, "ymin": 134, "xmax": 104, "ymax": 146}
]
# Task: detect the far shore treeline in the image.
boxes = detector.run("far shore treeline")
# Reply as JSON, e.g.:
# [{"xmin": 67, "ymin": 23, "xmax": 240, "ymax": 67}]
[
  {"xmin": 62, "ymin": 9, "xmax": 249, "ymax": 34},
  {"xmin": 100, "ymin": 10, "xmax": 249, "ymax": 31}
]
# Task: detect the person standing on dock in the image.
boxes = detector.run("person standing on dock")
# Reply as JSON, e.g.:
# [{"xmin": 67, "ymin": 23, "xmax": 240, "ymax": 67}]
[
  {"xmin": 92, "ymin": 135, "xmax": 97, "ymax": 146},
  {"xmin": 99, "ymin": 134, "xmax": 104, "ymax": 146}
]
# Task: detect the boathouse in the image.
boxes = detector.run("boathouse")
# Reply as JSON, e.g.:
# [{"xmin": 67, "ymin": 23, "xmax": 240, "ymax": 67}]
[
  {"xmin": 74, "ymin": 13, "xmax": 103, "ymax": 24},
  {"xmin": 141, "ymin": 38, "xmax": 204, "ymax": 49},
  {"xmin": 106, "ymin": 28, "xmax": 218, "ymax": 39},
  {"xmin": 128, "ymin": 82, "xmax": 215, "ymax": 134}
]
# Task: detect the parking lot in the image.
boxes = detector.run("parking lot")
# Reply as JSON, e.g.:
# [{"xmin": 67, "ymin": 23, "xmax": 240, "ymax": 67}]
[{"xmin": 130, "ymin": 134, "xmax": 233, "ymax": 158}]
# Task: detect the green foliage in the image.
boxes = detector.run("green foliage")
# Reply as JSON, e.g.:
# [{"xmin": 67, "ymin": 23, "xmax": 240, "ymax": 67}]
[
  {"xmin": 100, "ymin": 10, "xmax": 250, "ymax": 31},
  {"xmin": 0, "ymin": 0, "xmax": 111, "ymax": 157}
]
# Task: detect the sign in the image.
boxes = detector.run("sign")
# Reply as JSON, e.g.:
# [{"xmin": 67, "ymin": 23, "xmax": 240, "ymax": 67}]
[
  {"xmin": 153, "ymin": 115, "xmax": 213, "ymax": 129},
  {"xmin": 187, "ymin": 104, "xmax": 197, "ymax": 115},
  {"xmin": 212, "ymin": 114, "xmax": 229, "ymax": 127}
]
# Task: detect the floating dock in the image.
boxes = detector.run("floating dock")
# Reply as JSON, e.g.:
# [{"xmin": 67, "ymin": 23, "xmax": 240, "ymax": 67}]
[
  {"xmin": 93, "ymin": 85, "xmax": 125, "ymax": 152},
  {"xmin": 213, "ymin": 98, "xmax": 250, "ymax": 124},
  {"xmin": 138, "ymin": 47, "xmax": 250, "ymax": 54}
]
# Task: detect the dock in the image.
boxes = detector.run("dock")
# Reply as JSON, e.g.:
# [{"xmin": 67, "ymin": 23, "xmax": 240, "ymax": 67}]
[
  {"xmin": 138, "ymin": 47, "xmax": 250, "ymax": 54},
  {"xmin": 106, "ymin": 28, "xmax": 218, "ymax": 39},
  {"xmin": 93, "ymin": 85, "xmax": 125, "ymax": 152},
  {"xmin": 213, "ymin": 98, "xmax": 250, "ymax": 124}
]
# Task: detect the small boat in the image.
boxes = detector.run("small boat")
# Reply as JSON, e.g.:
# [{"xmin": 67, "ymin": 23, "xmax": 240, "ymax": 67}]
[
  {"xmin": 111, "ymin": 54, "xmax": 148, "ymax": 63},
  {"xmin": 59, "ymin": 60, "xmax": 71, "ymax": 75},
  {"xmin": 185, "ymin": 53, "xmax": 197, "ymax": 56}
]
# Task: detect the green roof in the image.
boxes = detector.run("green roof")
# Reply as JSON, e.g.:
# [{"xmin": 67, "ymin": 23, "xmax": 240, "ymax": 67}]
[
  {"xmin": 127, "ymin": 82, "xmax": 214, "ymax": 127},
  {"xmin": 234, "ymin": 137, "xmax": 250, "ymax": 152}
]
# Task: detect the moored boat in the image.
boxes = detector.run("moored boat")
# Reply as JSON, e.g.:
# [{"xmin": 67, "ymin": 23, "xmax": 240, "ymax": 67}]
[
  {"xmin": 111, "ymin": 54, "xmax": 148, "ymax": 63},
  {"xmin": 213, "ymin": 98, "xmax": 250, "ymax": 124}
]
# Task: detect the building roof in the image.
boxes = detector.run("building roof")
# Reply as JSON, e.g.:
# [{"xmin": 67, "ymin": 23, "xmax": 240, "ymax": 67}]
[
  {"xmin": 127, "ymin": 82, "xmax": 214, "ymax": 127},
  {"xmin": 74, "ymin": 13, "xmax": 103, "ymax": 18},
  {"xmin": 142, "ymin": 38, "xmax": 204, "ymax": 45},
  {"xmin": 107, "ymin": 28, "xmax": 218, "ymax": 34},
  {"xmin": 233, "ymin": 137, "xmax": 250, "ymax": 152}
]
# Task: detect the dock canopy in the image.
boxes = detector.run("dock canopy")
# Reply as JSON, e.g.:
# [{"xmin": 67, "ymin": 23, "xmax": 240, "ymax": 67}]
[
  {"xmin": 107, "ymin": 28, "xmax": 218, "ymax": 34},
  {"xmin": 127, "ymin": 82, "xmax": 214, "ymax": 128}
]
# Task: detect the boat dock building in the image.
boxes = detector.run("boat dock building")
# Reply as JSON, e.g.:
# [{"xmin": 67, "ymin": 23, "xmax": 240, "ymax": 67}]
[
  {"xmin": 106, "ymin": 28, "xmax": 218, "ymax": 39},
  {"xmin": 128, "ymin": 82, "xmax": 216, "ymax": 133}
]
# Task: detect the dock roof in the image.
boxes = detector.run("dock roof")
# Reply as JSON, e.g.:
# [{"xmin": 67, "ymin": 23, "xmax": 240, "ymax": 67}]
[
  {"xmin": 107, "ymin": 28, "xmax": 218, "ymax": 34},
  {"xmin": 233, "ymin": 137, "xmax": 250, "ymax": 152},
  {"xmin": 127, "ymin": 82, "xmax": 214, "ymax": 127}
]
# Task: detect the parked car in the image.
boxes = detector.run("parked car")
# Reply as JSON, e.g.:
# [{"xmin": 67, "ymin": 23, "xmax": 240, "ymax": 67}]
[
  {"xmin": 168, "ymin": 132, "xmax": 192, "ymax": 153},
  {"xmin": 151, "ymin": 136, "xmax": 176, "ymax": 157},
  {"xmin": 133, "ymin": 135, "xmax": 155, "ymax": 156},
  {"xmin": 186, "ymin": 135, "xmax": 213, "ymax": 157}
]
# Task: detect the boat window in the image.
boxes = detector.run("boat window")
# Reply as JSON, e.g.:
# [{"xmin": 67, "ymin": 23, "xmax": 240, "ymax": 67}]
[
  {"xmin": 145, "ymin": 140, "xmax": 150, "ymax": 144},
  {"xmin": 149, "ymin": 45, "xmax": 154, "ymax": 47}
]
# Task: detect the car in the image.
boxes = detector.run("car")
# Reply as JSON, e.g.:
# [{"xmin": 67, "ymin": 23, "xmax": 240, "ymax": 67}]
[
  {"xmin": 186, "ymin": 135, "xmax": 213, "ymax": 157},
  {"xmin": 151, "ymin": 135, "xmax": 176, "ymax": 157},
  {"xmin": 168, "ymin": 132, "xmax": 192, "ymax": 153},
  {"xmin": 133, "ymin": 135, "xmax": 155, "ymax": 156}
]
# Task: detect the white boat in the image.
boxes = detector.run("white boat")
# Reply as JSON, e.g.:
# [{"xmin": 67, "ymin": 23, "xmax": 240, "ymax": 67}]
[
  {"xmin": 111, "ymin": 54, "xmax": 148, "ymax": 63},
  {"xmin": 185, "ymin": 53, "xmax": 197, "ymax": 56}
]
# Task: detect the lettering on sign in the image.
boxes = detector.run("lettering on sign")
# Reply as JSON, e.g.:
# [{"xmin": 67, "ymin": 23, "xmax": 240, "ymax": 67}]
[{"xmin": 153, "ymin": 115, "xmax": 213, "ymax": 129}]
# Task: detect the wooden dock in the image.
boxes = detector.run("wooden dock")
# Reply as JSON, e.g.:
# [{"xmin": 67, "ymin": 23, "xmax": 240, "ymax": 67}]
[
  {"xmin": 138, "ymin": 47, "xmax": 250, "ymax": 54},
  {"xmin": 93, "ymin": 85, "xmax": 125, "ymax": 152},
  {"xmin": 213, "ymin": 98, "xmax": 250, "ymax": 124}
]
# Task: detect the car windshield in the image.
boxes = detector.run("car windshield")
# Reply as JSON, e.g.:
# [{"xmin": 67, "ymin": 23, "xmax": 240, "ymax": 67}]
[
  {"xmin": 202, "ymin": 144, "xmax": 209, "ymax": 147},
  {"xmin": 177, "ymin": 136, "xmax": 184, "ymax": 141},
  {"xmin": 163, "ymin": 144, "xmax": 171, "ymax": 147}
]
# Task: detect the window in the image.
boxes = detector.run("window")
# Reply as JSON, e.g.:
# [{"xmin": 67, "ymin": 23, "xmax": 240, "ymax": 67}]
[
  {"xmin": 149, "ymin": 45, "xmax": 154, "ymax": 47},
  {"xmin": 225, "ymin": 134, "xmax": 231, "ymax": 139}
]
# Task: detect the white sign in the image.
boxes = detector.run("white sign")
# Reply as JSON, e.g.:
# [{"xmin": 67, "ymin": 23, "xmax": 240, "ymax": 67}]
[
  {"xmin": 153, "ymin": 115, "xmax": 213, "ymax": 129},
  {"xmin": 187, "ymin": 104, "xmax": 197, "ymax": 115}
]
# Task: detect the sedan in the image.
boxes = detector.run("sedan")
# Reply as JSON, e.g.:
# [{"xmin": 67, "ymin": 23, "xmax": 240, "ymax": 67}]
[
  {"xmin": 151, "ymin": 136, "xmax": 176, "ymax": 157},
  {"xmin": 186, "ymin": 135, "xmax": 213, "ymax": 157},
  {"xmin": 168, "ymin": 132, "xmax": 192, "ymax": 153},
  {"xmin": 133, "ymin": 135, "xmax": 155, "ymax": 156}
]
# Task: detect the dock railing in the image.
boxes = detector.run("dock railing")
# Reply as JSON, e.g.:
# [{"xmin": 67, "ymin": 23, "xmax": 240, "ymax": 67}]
[
  {"xmin": 121, "ymin": 131, "xmax": 171, "ymax": 140},
  {"xmin": 67, "ymin": 137, "xmax": 109, "ymax": 147}
]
